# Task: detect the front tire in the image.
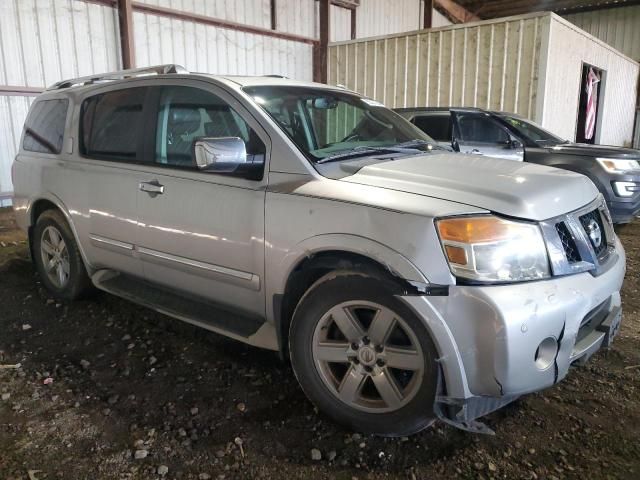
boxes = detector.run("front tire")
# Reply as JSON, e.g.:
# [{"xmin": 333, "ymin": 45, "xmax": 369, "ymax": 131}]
[
  {"xmin": 289, "ymin": 271, "xmax": 438, "ymax": 436},
  {"xmin": 32, "ymin": 209, "xmax": 93, "ymax": 300}
]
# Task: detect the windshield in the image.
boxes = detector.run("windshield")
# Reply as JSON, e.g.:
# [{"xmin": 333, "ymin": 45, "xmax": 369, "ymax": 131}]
[
  {"xmin": 244, "ymin": 86, "xmax": 434, "ymax": 162},
  {"xmin": 500, "ymin": 115, "xmax": 566, "ymax": 145}
]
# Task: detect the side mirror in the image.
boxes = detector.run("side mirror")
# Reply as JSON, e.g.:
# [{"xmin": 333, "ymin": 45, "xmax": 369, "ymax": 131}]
[
  {"xmin": 194, "ymin": 137, "xmax": 247, "ymax": 172},
  {"xmin": 510, "ymin": 139, "xmax": 524, "ymax": 150}
]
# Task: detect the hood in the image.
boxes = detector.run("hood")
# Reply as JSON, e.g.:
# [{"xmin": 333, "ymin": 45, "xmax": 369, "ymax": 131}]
[
  {"xmin": 340, "ymin": 152, "xmax": 599, "ymax": 221},
  {"xmin": 546, "ymin": 142, "xmax": 640, "ymax": 159}
]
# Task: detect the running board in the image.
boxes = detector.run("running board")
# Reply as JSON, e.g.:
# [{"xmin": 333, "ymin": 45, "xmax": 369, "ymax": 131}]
[{"xmin": 92, "ymin": 270, "xmax": 278, "ymax": 351}]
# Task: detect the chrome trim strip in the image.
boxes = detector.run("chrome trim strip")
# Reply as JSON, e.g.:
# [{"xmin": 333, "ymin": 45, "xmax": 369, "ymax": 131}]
[
  {"xmin": 89, "ymin": 234, "xmax": 135, "ymax": 251},
  {"xmin": 137, "ymin": 246, "xmax": 259, "ymax": 287}
]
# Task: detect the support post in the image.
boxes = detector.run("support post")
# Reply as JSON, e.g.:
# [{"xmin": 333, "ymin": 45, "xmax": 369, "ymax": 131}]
[
  {"xmin": 270, "ymin": 0, "xmax": 277, "ymax": 30},
  {"xmin": 117, "ymin": 0, "xmax": 135, "ymax": 69},
  {"xmin": 350, "ymin": 7, "xmax": 356, "ymax": 40},
  {"xmin": 314, "ymin": 0, "xmax": 330, "ymax": 83},
  {"xmin": 423, "ymin": 0, "xmax": 433, "ymax": 28}
]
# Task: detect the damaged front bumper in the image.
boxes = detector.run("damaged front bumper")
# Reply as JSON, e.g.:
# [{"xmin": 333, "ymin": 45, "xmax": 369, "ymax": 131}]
[{"xmin": 402, "ymin": 236, "xmax": 626, "ymax": 432}]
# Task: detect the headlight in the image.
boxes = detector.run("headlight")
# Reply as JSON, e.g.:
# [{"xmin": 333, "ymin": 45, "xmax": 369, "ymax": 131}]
[
  {"xmin": 436, "ymin": 216, "xmax": 550, "ymax": 283},
  {"xmin": 596, "ymin": 158, "xmax": 640, "ymax": 174}
]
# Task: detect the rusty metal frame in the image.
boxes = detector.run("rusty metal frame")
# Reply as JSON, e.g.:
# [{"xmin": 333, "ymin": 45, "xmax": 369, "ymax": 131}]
[
  {"xmin": 314, "ymin": 0, "xmax": 330, "ymax": 83},
  {"xmin": 118, "ymin": 0, "xmax": 135, "ymax": 68},
  {"xmin": 424, "ymin": 0, "xmax": 433, "ymax": 28},
  {"xmin": 131, "ymin": 1, "xmax": 317, "ymax": 45},
  {"xmin": 270, "ymin": 0, "xmax": 278, "ymax": 30},
  {"xmin": 0, "ymin": 86, "xmax": 43, "ymax": 96}
]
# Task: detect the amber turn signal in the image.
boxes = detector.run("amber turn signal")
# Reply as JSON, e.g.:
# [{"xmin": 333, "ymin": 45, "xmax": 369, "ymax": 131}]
[
  {"xmin": 437, "ymin": 216, "xmax": 515, "ymax": 243},
  {"xmin": 444, "ymin": 245, "xmax": 468, "ymax": 265}
]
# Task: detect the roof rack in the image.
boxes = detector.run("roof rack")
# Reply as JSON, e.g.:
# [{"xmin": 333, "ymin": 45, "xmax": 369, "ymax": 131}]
[{"xmin": 47, "ymin": 64, "xmax": 189, "ymax": 91}]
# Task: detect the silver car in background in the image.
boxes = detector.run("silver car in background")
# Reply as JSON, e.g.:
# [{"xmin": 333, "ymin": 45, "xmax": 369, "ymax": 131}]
[{"xmin": 12, "ymin": 65, "xmax": 625, "ymax": 436}]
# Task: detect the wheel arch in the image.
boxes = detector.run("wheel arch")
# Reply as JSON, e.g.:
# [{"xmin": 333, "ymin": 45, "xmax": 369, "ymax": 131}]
[
  {"xmin": 272, "ymin": 235, "xmax": 432, "ymax": 357},
  {"xmin": 27, "ymin": 195, "xmax": 92, "ymax": 273}
]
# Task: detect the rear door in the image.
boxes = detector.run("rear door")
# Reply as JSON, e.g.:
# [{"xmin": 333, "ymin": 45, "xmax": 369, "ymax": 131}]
[
  {"xmin": 409, "ymin": 112, "xmax": 453, "ymax": 148},
  {"xmin": 78, "ymin": 86, "xmax": 150, "ymax": 278},
  {"xmin": 134, "ymin": 81, "xmax": 269, "ymax": 317},
  {"xmin": 452, "ymin": 111, "xmax": 524, "ymax": 161}
]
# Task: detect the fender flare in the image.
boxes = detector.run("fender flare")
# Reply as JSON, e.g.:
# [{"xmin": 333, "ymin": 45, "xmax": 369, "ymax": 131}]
[{"xmin": 276, "ymin": 233, "xmax": 430, "ymax": 294}]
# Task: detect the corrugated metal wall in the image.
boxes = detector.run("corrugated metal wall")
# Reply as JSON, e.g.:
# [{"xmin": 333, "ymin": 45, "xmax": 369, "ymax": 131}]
[
  {"xmin": 328, "ymin": 13, "xmax": 545, "ymax": 119},
  {"xmin": 279, "ymin": 0, "xmax": 316, "ymax": 38},
  {"xmin": 331, "ymin": 4, "xmax": 352, "ymax": 42},
  {"xmin": 0, "ymin": 0, "xmax": 121, "ymax": 202},
  {"xmin": 0, "ymin": 0, "xmax": 121, "ymax": 87},
  {"xmin": 357, "ymin": 0, "xmax": 421, "ymax": 38},
  {"xmin": 136, "ymin": 0, "xmax": 272, "ymax": 29},
  {"xmin": 133, "ymin": 10, "xmax": 313, "ymax": 79},
  {"xmin": 542, "ymin": 16, "xmax": 639, "ymax": 146},
  {"xmin": 0, "ymin": 96, "xmax": 33, "ymax": 205},
  {"xmin": 564, "ymin": 5, "xmax": 640, "ymax": 61}
]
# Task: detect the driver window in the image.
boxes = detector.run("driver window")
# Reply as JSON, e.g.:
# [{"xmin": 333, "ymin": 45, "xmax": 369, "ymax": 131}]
[
  {"xmin": 155, "ymin": 86, "xmax": 265, "ymax": 167},
  {"xmin": 457, "ymin": 114, "xmax": 509, "ymax": 144}
]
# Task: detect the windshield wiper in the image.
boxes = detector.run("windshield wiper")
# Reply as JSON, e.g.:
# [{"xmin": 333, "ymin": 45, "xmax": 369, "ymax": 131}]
[
  {"xmin": 392, "ymin": 139, "xmax": 445, "ymax": 150},
  {"xmin": 316, "ymin": 143, "xmax": 430, "ymax": 164},
  {"xmin": 316, "ymin": 146, "xmax": 406, "ymax": 164}
]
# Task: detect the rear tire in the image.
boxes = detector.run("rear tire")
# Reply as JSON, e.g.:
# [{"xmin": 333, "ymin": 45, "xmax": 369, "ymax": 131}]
[
  {"xmin": 32, "ymin": 209, "xmax": 93, "ymax": 300},
  {"xmin": 289, "ymin": 271, "xmax": 438, "ymax": 436}
]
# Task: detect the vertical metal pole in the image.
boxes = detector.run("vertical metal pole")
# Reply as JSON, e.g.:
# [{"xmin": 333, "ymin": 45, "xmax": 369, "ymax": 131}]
[
  {"xmin": 314, "ymin": 0, "xmax": 330, "ymax": 83},
  {"xmin": 423, "ymin": 0, "xmax": 433, "ymax": 29},
  {"xmin": 350, "ymin": 7, "xmax": 356, "ymax": 40},
  {"xmin": 118, "ymin": 0, "xmax": 135, "ymax": 69},
  {"xmin": 270, "ymin": 0, "xmax": 277, "ymax": 30}
]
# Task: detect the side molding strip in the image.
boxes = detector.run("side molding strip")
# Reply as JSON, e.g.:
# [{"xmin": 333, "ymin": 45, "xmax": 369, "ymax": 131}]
[
  {"xmin": 137, "ymin": 246, "xmax": 260, "ymax": 290},
  {"xmin": 89, "ymin": 234, "xmax": 135, "ymax": 251}
]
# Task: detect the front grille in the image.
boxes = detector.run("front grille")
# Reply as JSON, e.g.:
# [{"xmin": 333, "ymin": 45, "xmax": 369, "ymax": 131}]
[
  {"xmin": 579, "ymin": 209, "xmax": 607, "ymax": 256},
  {"xmin": 555, "ymin": 221, "xmax": 581, "ymax": 263}
]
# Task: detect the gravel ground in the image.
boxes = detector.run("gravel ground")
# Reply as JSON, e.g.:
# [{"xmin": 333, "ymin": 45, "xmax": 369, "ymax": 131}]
[{"xmin": 1, "ymin": 206, "xmax": 639, "ymax": 480}]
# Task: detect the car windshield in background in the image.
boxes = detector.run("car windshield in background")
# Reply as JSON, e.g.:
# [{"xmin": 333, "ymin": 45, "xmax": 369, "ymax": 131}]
[
  {"xmin": 243, "ymin": 86, "xmax": 434, "ymax": 162},
  {"xmin": 500, "ymin": 115, "xmax": 567, "ymax": 146}
]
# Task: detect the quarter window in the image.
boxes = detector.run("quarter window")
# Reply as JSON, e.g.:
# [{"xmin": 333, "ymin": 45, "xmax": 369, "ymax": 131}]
[
  {"xmin": 23, "ymin": 99, "xmax": 68, "ymax": 154},
  {"xmin": 80, "ymin": 88, "xmax": 146, "ymax": 161},
  {"xmin": 155, "ymin": 86, "xmax": 265, "ymax": 168}
]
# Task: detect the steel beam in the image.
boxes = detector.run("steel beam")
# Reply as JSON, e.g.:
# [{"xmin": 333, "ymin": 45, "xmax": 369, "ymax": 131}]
[{"xmin": 117, "ymin": 0, "xmax": 135, "ymax": 69}]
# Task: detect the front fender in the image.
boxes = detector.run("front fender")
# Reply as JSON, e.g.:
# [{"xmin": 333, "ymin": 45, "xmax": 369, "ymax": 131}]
[{"xmin": 277, "ymin": 233, "xmax": 430, "ymax": 294}]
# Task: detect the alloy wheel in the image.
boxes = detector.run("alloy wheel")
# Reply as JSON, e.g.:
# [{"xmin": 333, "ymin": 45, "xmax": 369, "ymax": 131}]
[
  {"xmin": 311, "ymin": 300, "xmax": 425, "ymax": 413},
  {"xmin": 40, "ymin": 225, "xmax": 70, "ymax": 289}
]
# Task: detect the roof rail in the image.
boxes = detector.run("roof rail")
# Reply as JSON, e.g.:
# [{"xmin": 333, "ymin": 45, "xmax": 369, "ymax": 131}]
[
  {"xmin": 263, "ymin": 74, "xmax": 288, "ymax": 78},
  {"xmin": 47, "ymin": 64, "xmax": 189, "ymax": 91}
]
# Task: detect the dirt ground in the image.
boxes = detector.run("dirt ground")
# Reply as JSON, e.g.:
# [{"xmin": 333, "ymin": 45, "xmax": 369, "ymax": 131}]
[{"xmin": 0, "ymin": 207, "xmax": 639, "ymax": 480}]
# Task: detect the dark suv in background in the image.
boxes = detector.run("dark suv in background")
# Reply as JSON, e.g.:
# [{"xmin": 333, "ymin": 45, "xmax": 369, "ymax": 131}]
[{"xmin": 396, "ymin": 107, "xmax": 640, "ymax": 224}]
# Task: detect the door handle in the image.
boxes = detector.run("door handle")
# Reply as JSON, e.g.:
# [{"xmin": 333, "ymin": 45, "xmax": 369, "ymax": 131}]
[
  {"xmin": 139, "ymin": 180, "xmax": 164, "ymax": 195},
  {"xmin": 470, "ymin": 149, "xmax": 483, "ymax": 155}
]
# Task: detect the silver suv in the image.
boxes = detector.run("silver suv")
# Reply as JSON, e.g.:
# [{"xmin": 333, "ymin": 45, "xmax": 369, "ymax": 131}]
[{"xmin": 12, "ymin": 65, "xmax": 625, "ymax": 436}]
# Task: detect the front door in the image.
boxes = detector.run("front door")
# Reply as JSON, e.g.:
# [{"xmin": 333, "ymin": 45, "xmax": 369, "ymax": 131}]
[
  {"xmin": 453, "ymin": 111, "xmax": 524, "ymax": 161},
  {"xmin": 135, "ymin": 82, "xmax": 269, "ymax": 317}
]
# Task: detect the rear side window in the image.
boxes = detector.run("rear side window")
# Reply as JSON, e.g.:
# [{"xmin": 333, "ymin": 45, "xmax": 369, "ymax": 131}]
[
  {"xmin": 412, "ymin": 114, "xmax": 451, "ymax": 142},
  {"xmin": 457, "ymin": 113, "xmax": 510, "ymax": 143},
  {"xmin": 23, "ymin": 99, "xmax": 68, "ymax": 154},
  {"xmin": 80, "ymin": 88, "xmax": 146, "ymax": 161}
]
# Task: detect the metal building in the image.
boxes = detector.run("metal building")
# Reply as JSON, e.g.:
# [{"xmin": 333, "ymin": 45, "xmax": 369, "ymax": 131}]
[{"xmin": 328, "ymin": 11, "xmax": 639, "ymax": 147}]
